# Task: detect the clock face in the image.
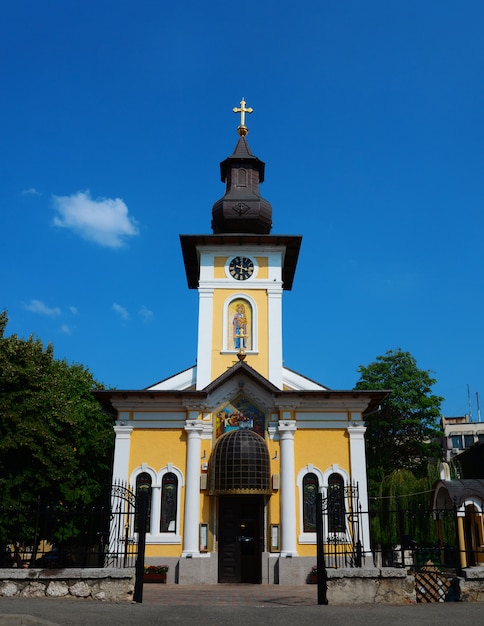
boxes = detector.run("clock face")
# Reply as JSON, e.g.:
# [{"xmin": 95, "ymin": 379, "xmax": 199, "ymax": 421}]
[{"xmin": 229, "ymin": 256, "xmax": 254, "ymax": 281}]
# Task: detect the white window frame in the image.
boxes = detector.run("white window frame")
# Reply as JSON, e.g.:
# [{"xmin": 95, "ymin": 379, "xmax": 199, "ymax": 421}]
[{"xmin": 130, "ymin": 463, "xmax": 184, "ymax": 544}]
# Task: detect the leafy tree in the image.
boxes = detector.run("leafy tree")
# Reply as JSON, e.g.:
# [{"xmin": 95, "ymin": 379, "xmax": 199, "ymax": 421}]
[
  {"xmin": 0, "ymin": 311, "xmax": 114, "ymax": 552},
  {"xmin": 355, "ymin": 348, "xmax": 443, "ymax": 495}
]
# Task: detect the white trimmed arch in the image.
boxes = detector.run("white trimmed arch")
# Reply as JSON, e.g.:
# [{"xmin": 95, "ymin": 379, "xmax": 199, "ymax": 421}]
[
  {"xmin": 221, "ymin": 292, "xmax": 258, "ymax": 353},
  {"xmin": 296, "ymin": 464, "xmax": 324, "ymax": 544},
  {"xmin": 130, "ymin": 463, "xmax": 157, "ymax": 487},
  {"xmin": 129, "ymin": 463, "xmax": 184, "ymax": 544}
]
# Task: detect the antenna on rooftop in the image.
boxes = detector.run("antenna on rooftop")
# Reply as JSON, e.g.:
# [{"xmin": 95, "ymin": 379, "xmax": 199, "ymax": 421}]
[
  {"xmin": 477, "ymin": 392, "xmax": 481, "ymax": 423},
  {"xmin": 468, "ymin": 384, "xmax": 473, "ymax": 422}
]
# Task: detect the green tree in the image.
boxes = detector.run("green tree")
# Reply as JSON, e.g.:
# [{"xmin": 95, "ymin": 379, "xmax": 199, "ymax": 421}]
[
  {"xmin": 355, "ymin": 349, "xmax": 443, "ymax": 495},
  {"xmin": 0, "ymin": 311, "xmax": 114, "ymax": 550}
]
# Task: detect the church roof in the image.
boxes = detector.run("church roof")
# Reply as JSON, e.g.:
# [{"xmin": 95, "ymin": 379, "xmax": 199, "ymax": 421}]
[
  {"xmin": 432, "ymin": 479, "xmax": 484, "ymax": 509},
  {"xmin": 211, "ymin": 133, "xmax": 272, "ymax": 235},
  {"xmin": 93, "ymin": 360, "xmax": 388, "ymax": 417},
  {"xmin": 218, "ymin": 135, "xmax": 265, "ymax": 181},
  {"xmin": 180, "ymin": 233, "xmax": 302, "ymax": 290}
]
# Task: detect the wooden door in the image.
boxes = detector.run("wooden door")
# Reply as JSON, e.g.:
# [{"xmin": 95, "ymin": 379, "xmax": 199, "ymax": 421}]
[{"xmin": 218, "ymin": 495, "xmax": 263, "ymax": 583}]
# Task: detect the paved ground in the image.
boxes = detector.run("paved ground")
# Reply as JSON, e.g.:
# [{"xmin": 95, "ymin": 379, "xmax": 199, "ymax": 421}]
[{"xmin": 1, "ymin": 584, "xmax": 483, "ymax": 626}]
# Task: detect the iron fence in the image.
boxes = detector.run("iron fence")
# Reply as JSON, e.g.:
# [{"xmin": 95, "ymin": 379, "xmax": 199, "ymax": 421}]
[
  {"xmin": 317, "ymin": 486, "xmax": 477, "ymax": 577},
  {"xmin": 0, "ymin": 482, "xmax": 138, "ymax": 569}
]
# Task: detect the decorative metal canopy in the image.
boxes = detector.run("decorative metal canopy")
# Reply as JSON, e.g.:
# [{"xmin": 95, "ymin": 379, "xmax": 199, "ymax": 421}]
[{"xmin": 208, "ymin": 429, "xmax": 272, "ymax": 495}]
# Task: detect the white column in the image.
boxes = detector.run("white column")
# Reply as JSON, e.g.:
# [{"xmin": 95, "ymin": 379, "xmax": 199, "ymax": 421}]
[
  {"xmin": 267, "ymin": 287, "xmax": 283, "ymax": 389},
  {"xmin": 150, "ymin": 485, "xmax": 162, "ymax": 535},
  {"xmin": 347, "ymin": 423, "xmax": 371, "ymax": 553},
  {"xmin": 196, "ymin": 287, "xmax": 214, "ymax": 390},
  {"xmin": 112, "ymin": 423, "xmax": 133, "ymax": 484},
  {"xmin": 279, "ymin": 420, "xmax": 298, "ymax": 556},
  {"xmin": 182, "ymin": 420, "xmax": 204, "ymax": 556}
]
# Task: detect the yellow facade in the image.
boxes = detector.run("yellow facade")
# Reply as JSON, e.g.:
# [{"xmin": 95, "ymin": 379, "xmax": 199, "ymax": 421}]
[
  {"xmin": 98, "ymin": 123, "xmax": 384, "ymax": 584},
  {"xmin": 211, "ymin": 288, "xmax": 269, "ymax": 380}
]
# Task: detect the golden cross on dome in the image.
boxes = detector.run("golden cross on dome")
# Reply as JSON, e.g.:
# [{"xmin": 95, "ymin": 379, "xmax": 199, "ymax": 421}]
[{"xmin": 233, "ymin": 98, "xmax": 253, "ymax": 136}]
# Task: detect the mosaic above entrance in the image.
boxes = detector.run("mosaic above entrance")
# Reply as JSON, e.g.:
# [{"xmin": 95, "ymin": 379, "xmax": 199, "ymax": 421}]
[{"xmin": 215, "ymin": 395, "xmax": 265, "ymax": 438}]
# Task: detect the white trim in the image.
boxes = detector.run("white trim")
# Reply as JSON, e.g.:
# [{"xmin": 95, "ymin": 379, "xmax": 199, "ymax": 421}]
[
  {"xmin": 183, "ymin": 421, "xmax": 204, "ymax": 556},
  {"xmin": 296, "ymin": 464, "xmax": 324, "ymax": 544},
  {"xmin": 279, "ymin": 421, "xmax": 298, "ymax": 556},
  {"xmin": 196, "ymin": 288, "xmax": 214, "ymax": 389},
  {"xmin": 283, "ymin": 368, "xmax": 327, "ymax": 391},
  {"xmin": 346, "ymin": 425, "xmax": 370, "ymax": 552},
  {"xmin": 112, "ymin": 424, "xmax": 133, "ymax": 484},
  {"xmin": 321, "ymin": 464, "xmax": 350, "ymax": 488},
  {"xmin": 458, "ymin": 497, "xmax": 484, "ymax": 515},
  {"xmin": 129, "ymin": 463, "xmax": 184, "ymax": 543},
  {"xmin": 147, "ymin": 368, "xmax": 196, "ymax": 391},
  {"xmin": 295, "ymin": 465, "xmax": 352, "ymax": 544},
  {"xmin": 267, "ymin": 288, "xmax": 283, "ymax": 389}
]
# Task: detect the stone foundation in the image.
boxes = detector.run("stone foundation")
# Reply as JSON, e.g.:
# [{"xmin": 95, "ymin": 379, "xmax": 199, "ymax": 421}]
[
  {"xmin": 0, "ymin": 568, "xmax": 134, "ymax": 601},
  {"xmin": 460, "ymin": 567, "xmax": 484, "ymax": 602},
  {"xmin": 2, "ymin": 565, "xmax": 484, "ymax": 604}
]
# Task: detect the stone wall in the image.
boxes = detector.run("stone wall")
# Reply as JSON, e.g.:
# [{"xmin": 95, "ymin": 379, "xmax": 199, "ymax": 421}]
[
  {"xmin": 0, "ymin": 568, "xmax": 134, "ymax": 601},
  {"xmin": 277, "ymin": 560, "xmax": 416, "ymax": 604},
  {"xmin": 2, "ymin": 565, "xmax": 484, "ymax": 604},
  {"xmin": 460, "ymin": 567, "xmax": 484, "ymax": 602}
]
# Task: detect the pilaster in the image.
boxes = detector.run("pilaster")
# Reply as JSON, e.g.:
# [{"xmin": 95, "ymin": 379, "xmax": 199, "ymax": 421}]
[
  {"xmin": 278, "ymin": 420, "xmax": 298, "ymax": 556},
  {"xmin": 112, "ymin": 423, "xmax": 133, "ymax": 484},
  {"xmin": 182, "ymin": 420, "xmax": 204, "ymax": 556}
]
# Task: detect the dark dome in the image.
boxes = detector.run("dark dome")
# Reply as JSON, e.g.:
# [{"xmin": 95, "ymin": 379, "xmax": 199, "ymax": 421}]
[
  {"xmin": 208, "ymin": 429, "xmax": 272, "ymax": 495},
  {"xmin": 211, "ymin": 135, "xmax": 272, "ymax": 235}
]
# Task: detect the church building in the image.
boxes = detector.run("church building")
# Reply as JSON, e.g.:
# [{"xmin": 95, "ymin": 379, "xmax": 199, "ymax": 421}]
[{"xmin": 94, "ymin": 100, "xmax": 386, "ymax": 584}]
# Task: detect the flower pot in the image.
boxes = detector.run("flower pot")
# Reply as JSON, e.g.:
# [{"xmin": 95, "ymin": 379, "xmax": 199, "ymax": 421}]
[{"xmin": 144, "ymin": 573, "xmax": 167, "ymax": 583}]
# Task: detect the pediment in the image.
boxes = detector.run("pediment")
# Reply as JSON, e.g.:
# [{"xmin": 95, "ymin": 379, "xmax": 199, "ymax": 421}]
[{"xmin": 203, "ymin": 361, "xmax": 279, "ymax": 413}]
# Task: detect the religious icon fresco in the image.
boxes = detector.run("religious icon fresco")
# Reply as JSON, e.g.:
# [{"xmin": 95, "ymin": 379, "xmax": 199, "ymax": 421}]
[
  {"xmin": 215, "ymin": 395, "xmax": 265, "ymax": 439},
  {"xmin": 229, "ymin": 299, "xmax": 251, "ymax": 351}
]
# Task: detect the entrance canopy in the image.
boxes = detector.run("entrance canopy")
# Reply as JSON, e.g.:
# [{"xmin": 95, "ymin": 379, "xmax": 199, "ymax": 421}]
[
  {"xmin": 208, "ymin": 429, "xmax": 271, "ymax": 495},
  {"xmin": 432, "ymin": 479, "xmax": 484, "ymax": 510}
]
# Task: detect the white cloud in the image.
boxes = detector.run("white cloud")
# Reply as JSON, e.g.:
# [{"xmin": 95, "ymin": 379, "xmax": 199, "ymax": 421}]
[
  {"xmin": 21, "ymin": 187, "xmax": 42, "ymax": 196},
  {"xmin": 52, "ymin": 190, "xmax": 139, "ymax": 248},
  {"xmin": 60, "ymin": 324, "xmax": 72, "ymax": 335},
  {"xmin": 24, "ymin": 299, "xmax": 61, "ymax": 317},
  {"xmin": 112, "ymin": 302, "xmax": 129, "ymax": 320},
  {"xmin": 69, "ymin": 306, "xmax": 79, "ymax": 315},
  {"xmin": 139, "ymin": 306, "xmax": 154, "ymax": 323}
]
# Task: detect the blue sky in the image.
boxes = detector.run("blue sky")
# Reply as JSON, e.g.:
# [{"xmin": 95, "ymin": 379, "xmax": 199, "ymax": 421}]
[{"xmin": 1, "ymin": 1, "xmax": 483, "ymax": 418}]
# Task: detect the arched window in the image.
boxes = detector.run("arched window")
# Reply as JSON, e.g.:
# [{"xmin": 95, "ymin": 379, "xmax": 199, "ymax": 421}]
[
  {"xmin": 237, "ymin": 169, "xmax": 247, "ymax": 186},
  {"xmin": 229, "ymin": 299, "xmax": 252, "ymax": 351},
  {"xmin": 222, "ymin": 293, "xmax": 258, "ymax": 353},
  {"xmin": 303, "ymin": 473, "xmax": 319, "ymax": 532},
  {"xmin": 327, "ymin": 473, "xmax": 345, "ymax": 533},
  {"xmin": 297, "ymin": 465, "xmax": 324, "ymax": 543},
  {"xmin": 160, "ymin": 472, "xmax": 178, "ymax": 533},
  {"xmin": 135, "ymin": 472, "xmax": 152, "ymax": 533}
]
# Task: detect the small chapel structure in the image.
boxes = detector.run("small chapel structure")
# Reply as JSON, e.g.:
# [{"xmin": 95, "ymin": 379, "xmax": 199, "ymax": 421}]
[{"xmin": 94, "ymin": 100, "xmax": 386, "ymax": 584}]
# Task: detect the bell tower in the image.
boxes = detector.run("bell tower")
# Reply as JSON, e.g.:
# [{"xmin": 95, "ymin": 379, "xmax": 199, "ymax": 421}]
[{"xmin": 180, "ymin": 99, "xmax": 301, "ymax": 390}]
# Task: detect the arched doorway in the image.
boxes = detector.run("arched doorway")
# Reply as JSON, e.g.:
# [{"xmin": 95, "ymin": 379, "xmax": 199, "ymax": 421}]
[{"xmin": 209, "ymin": 429, "xmax": 272, "ymax": 583}]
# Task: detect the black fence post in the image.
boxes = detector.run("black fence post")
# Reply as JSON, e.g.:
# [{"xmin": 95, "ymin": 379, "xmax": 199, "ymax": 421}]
[
  {"xmin": 133, "ymin": 486, "xmax": 149, "ymax": 603},
  {"xmin": 316, "ymin": 491, "xmax": 328, "ymax": 605},
  {"xmin": 396, "ymin": 496, "xmax": 405, "ymax": 567},
  {"xmin": 453, "ymin": 500, "xmax": 463, "ymax": 577}
]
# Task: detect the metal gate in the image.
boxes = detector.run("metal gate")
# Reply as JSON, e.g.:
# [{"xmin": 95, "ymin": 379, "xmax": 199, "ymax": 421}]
[{"xmin": 104, "ymin": 481, "xmax": 138, "ymax": 568}]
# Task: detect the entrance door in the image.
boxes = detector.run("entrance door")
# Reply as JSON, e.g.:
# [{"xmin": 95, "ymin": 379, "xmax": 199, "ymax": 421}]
[{"xmin": 218, "ymin": 495, "xmax": 263, "ymax": 583}]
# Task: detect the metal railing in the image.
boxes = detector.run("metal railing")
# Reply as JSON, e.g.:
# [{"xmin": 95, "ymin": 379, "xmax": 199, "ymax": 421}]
[{"xmin": 0, "ymin": 482, "xmax": 138, "ymax": 569}]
